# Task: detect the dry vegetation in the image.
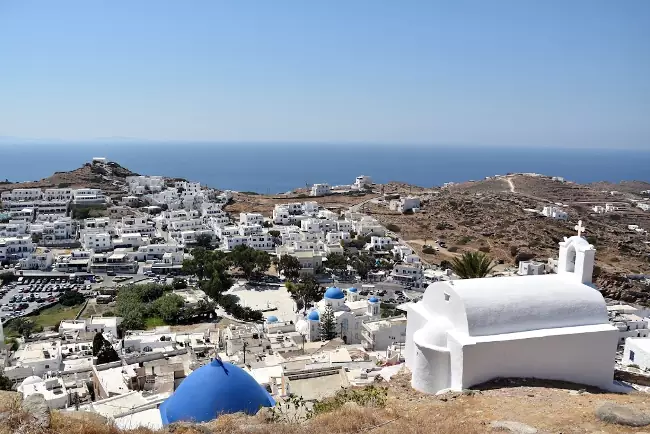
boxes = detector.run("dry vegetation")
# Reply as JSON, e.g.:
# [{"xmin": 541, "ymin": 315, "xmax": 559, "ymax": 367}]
[
  {"xmin": 3, "ymin": 370, "xmax": 650, "ymax": 434},
  {"xmin": 223, "ymin": 191, "xmax": 379, "ymax": 216}
]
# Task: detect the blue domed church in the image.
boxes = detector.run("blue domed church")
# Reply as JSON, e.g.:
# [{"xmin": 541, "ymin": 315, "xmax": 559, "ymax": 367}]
[
  {"xmin": 295, "ymin": 287, "xmax": 381, "ymax": 344},
  {"xmin": 159, "ymin": 358, "xmax": 275, "ymax": 425}
]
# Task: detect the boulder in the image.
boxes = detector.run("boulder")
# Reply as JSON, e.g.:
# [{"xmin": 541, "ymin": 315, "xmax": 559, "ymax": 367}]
[
  {"xmin": 595, "ymin": 402, "xmax": 650, "ymax": 427},
  {"xmin": 21, "ymin": 394, "xmax": 50, "ymax": 428}
]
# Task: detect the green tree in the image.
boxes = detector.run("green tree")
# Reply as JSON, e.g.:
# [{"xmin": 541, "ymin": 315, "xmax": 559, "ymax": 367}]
[
  {"xmin": 326, "ymin": 253, "xmax": 348, "ymax": 275},
  {"xmin": 278, "ymin": 254, "xmax": 301, "ymax": 281},
  {"xmin": 194, "ymin": 233, "xmax": 213, "ymax": 248},
  {"xmin": 230, "ymin": 245, "xmax": 271, "ymax": 279},
  {"xmin": 319, "ymin": 304, "xmax": 337, "ymax": 340},
  {"xmin": 92, "ymin": 332, "xmax": 120, "ymax": 365},
  {"xmin": 450, "ymin": 251, "xmax": 496, "ymax": 279},
  {"xmin": 153, "ymin": 294, "xmax": 185, "ymax": 324},
  {"xmin": 0, "ymin": 373, "xmax": 13, "ymax": 391},
  {"xmin": 12, "ymin": 318, "xmax": 34, "ymax": 339},
  {"xmin": 172, "ymin": 277, "xmax": 187, "ymax": 290},
  {"xmin": 350, "ymin": 253, "xmax": 375, "ymax": 280},
  {"xmin": 286, "ymin": 276, "xmax": 324, "ymax": 313},
  {"xmin": 268, "ymin": 230, "xmax": 280, "ymax": 238},
  {"xmin": 59, "ymin": 290, "xmax": 85, "ymax": 306}
]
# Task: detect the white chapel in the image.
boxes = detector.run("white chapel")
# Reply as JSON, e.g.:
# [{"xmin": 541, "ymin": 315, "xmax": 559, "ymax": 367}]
[{"xmin": 405, "ymin": 224, "xmax": 619, "ymax": 394}]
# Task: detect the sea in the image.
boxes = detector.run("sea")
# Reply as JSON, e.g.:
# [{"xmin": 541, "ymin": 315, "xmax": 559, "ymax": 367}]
[{"xmin": 0, "ymin": 143, "xmax": 648, "ymax": 193}]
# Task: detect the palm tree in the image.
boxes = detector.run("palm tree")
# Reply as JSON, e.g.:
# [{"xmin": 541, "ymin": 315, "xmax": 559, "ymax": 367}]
[{"xmin": 450, "ymin": 251, "xmax": 496, "ymax": 279}]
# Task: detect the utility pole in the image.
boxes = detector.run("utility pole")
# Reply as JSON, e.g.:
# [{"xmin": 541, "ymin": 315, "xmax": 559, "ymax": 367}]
[{"xmin": 242, "ymin": 341, "xmax": 248, "ymax": 365}]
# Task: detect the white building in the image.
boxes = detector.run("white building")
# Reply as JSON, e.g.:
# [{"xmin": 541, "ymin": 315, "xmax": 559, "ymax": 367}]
[
  {"xmin": 82, "ymin": 232, "xmax": 112, "ymax": 252},
  {"xmin": 0, "ymin": 236, "xmax": 36, "ymax": 263},
  {"xmin": 368, "ymin": 236, "xmax": 393, "ymax": 250},
  {"xmin": 541, "ymin": 206, "xmax": 568, "ymax": 220},
  {"xmin": 240, "ymin": 213, "xmax": 264, "ymax": 226},
  {"xmin": 18, "ymin": 248, "xmax": 54, "ymax": 270},
  {"xmin": 361, "ymin": 316, "xmax": 407, "ymax": 351},
  {"xmin": 72, "ymin": 188, "xmax": 106, "ymax": 205},
  {"xmin": 638, "ymin": 203, "xmax": 650, "ymax": 211},
  {"xmin": 518, "ymin": 261, "xmax": 546, "ymax": 275},
  {"xmin": 9, "ymin": 340, "xmax": 63, "ymax": 377},
  {"xmin": 310, "ymin": 183, "xmax": 331, "ymax": 197},
  {"xmin": 390, "ymin": 197, "xmax": 420, "ymax": 214},
  {"xmin": 223, "ymin": 234, "xmax": 274, "ymax": 251},
  {"xmin": 390, "ymin": 263, "xmax": 424, "ymax": 289},
  {"xmin": 0, "ymin": 220, "xmax": 28, "ymax": 237},
  {"xmin": 18, "ymin": 376, "xmax": 69, "ymax": 409},
  {"xmin": 43, "ymin": 188, "xmax": 74, "ymax": 201},
  {"xmin": 405, "ymin": 233, "xmax": 618, "ymax": 395},
  {"xmin": 623, "ymin": 338, "xmax": 650, "ymax": 370},
  {"xmin": 353, "ymin": 175, "xmax": 373, "ymax": 190}
]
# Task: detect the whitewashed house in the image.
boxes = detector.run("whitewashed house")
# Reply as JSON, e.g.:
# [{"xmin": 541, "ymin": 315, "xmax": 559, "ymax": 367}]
[
  {"xmin": 353, "ymin": 175, "xmax": 373, "ymax": 190},
  {"xmin": 18, "ymin": 248, "xmax": 54, "ymax": 270},
  {"xmin": 623, "ymin": 338, "xmax": 650, "ymax": 370},
  {"xmin": 72, "ymin": 188, "xmax": 106, "ymax": 205},
  {"xmin": 310, "ymin": 183, "xmax": 331, "ymax": 197},
  {"xmin": 390, "ymin": 263, "xmax": 424, "ymax": 289},
  {"xmin": 390, "ymin": 197, "xmax": 420, "ymax": 213},
  {"xmin": 542, "ymin": 206, "xmax": 568, "ymax": 220},
  {"xmin": 518, "ymin": 261, "xmax": 546, "ymax": 275},
  {"xmin": 368, "ymin": 236, "xmax": 393, "ymax": 250},
  {"xmin": 0, "ymin": 236, "xmax": 36, "ymax": 262},
  {"xmin": 240, "ymin": 213, "xmax": 264, "ymax": 226}
]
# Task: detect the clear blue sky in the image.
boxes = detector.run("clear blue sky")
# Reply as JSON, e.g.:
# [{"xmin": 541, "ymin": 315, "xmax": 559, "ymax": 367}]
[{"xmin": 1, "ymin": 0, "xmax": 649, "ymax": 148}]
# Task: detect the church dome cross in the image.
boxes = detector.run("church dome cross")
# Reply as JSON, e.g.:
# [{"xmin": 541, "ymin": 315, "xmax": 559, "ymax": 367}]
[{"xmin": 574, "ymin": 220, "xmax": 586, "ymax": 237}]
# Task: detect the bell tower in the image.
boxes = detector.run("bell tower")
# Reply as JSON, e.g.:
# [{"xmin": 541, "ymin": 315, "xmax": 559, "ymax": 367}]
[{"xmin": 558, "ymin": 221, "xmax": 595, "ymax": 285}]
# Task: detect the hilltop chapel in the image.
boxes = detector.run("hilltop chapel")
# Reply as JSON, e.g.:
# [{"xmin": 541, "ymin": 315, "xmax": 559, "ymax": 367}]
[{"xmin": 405, "ymin": 223, "xmax": 619, "ymax": 394}]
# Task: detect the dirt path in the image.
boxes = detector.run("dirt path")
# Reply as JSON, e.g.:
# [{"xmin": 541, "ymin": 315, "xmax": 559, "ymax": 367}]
[{"xmin": 507, "ymin": 177, "xmax": 516, "ymax": 193}]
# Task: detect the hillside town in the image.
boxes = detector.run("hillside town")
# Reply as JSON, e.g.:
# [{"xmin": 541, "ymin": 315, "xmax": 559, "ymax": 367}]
[{"xmin": 0, "ymin": 158, "xmax": 649, "ymax": 430}]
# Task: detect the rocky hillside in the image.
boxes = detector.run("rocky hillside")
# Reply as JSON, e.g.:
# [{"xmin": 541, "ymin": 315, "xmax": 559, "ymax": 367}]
[
  {"xmin": 371, "ymin": 176, "xmax": 650, "ymax": 304},
  {"xmin": 2, "ymin": 370, "xmax": 650, "ymax": 434},
  {"xmin": 0, "ymin": 161, "xmax": 138, "ymax": 198}
]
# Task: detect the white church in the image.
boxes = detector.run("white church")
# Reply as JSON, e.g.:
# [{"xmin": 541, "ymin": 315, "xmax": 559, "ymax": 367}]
[
  {"xmin": 296, "ymin": 287, "xmax": 381, "ymax": 344},
  {"xmin": 406, "ymin": 223, "xmax": 619, "ymax": 394}
]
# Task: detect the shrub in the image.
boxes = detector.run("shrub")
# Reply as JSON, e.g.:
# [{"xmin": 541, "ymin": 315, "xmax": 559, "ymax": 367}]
[
  {"xmin": 509, "ymin": 245, "xmax": 519, "ymax": 257},
  {"xmin": 422, "ymin": 246, "xmax": 436, "ymax": 254},
  {"xmin": 385, "ymin": 224, "xmax": 400, "ymax": 233},
  {"xmin": 312, "ymin": 386, "xmax": 388, "ymax": 417},
  {"xmin": 447, "ymin": 246, "xmax": 459, "ymax": 253},
  {"xmin": 457, "ymin": 236, "xmax": 472, "ymax": 245},
  {"xmin": 478, "ymin": 246, "xmax": 491, "ymax": 253},
  {"xmin": 172, "ymin": 277, "xmax": 187, "ymax": 290}
]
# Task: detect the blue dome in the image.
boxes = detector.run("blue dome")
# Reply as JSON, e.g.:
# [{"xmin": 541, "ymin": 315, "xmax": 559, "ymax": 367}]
[
  {"xmin": 368, "ymin": 296, "xmax": 379, "ymax": 303},
  {"xmin": 324, "ymin": 287, "xmax": 345, "ymax": 299},
  {"xmin": 347, "ymin": 287, "xmax": 358, "ymax": 293},
  {"xmin": 307, "ymin": 310, "xmax": 320, "ymax": 321},
  {"xmin": 159, "ymin": 359, "xmax": 275, "ymax": 425},
  {"xmin": 266, "ymin": 315, "xmax": 279, "ymax": 323}
]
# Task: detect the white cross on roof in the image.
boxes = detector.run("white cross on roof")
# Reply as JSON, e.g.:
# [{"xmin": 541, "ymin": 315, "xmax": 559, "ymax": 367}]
[{"xmin": 574, "ymin": 220, "xmax": 586, "ymax": 237}]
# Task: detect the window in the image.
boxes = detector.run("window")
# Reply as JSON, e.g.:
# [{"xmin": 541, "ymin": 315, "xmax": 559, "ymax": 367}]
[
  {"xmin": 45, "ymin": 364, "xmax": 49, "ymax": 369},
  {"xmin": 630, "ymin": 350, "xmax": 635, "ymax": 362},
  {"xmin": 444, "ymin": 293, "xmax": 451, "ymax": 302}
]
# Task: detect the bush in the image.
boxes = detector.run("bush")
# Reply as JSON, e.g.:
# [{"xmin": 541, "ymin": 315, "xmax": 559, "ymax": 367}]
[
  {"xmin": 172, "ymin": 277, "xmax": 187, "ymax": 290},
  {"xmin": 457, "ymin": 236, "xmax": 472, "ymax": 245},
  {"xmin": 312, "ymin": 386, "xmax": 388, "ymax": 416},
  {"xmin": 447, "ymin": 246, "xmax": 459, "ymax": 253},
  {"xmin": 385, "ymin": 224, "xmax": 400, "ymax": 233},
  {"xmin": 422, "ymin": 246, "xmax": 436, "ymax": 254},
  {"xmin": 478, "ymin": 246, "xmax": 491, "ymax": 253},
  {"xmin": 59, "ymin": 290, "xmax": 85, "ymax": 306},
  {"xmin": 509, "ymin": 245, "xmax": 519, "ymax": 257}
]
